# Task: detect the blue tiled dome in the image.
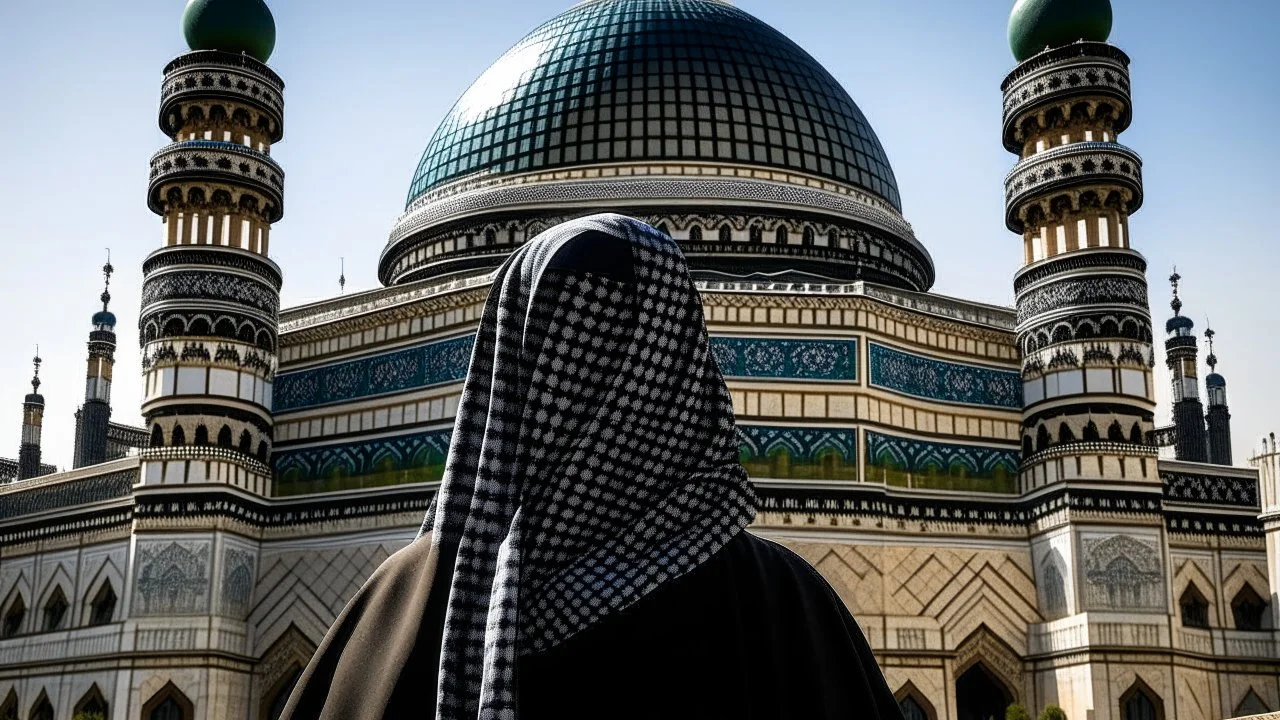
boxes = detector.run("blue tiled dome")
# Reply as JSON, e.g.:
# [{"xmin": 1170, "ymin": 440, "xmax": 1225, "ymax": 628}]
[
  {"xmin": 405, "ymin": 0, "xmax": 901, "ymax": 210},
  {"xmin": 1206, "ymin": 372, "xmax": 1226, "ymax": 387},
  {"xmin": 92, "ymin": 310, "xmax": 117, "ymax": 327}
]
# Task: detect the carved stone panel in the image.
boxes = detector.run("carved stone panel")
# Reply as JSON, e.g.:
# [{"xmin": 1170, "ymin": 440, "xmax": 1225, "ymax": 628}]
[
  {"xmin": 132, "ymin": 539, "xmax": 212, "ymax": 616},
  {"xmin": 221, "ymin": 547, "xmax": 256, "ymax": 618},
  {"xmin": 1080, "ymin": 533, "xmax": 1165, "ymax": 612}
]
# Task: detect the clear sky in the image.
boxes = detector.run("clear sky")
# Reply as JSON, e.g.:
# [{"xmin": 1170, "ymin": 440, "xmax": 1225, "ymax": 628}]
[{"xmin": 0, "ymin": 0, "xmax": 1276, "ymax": 470}]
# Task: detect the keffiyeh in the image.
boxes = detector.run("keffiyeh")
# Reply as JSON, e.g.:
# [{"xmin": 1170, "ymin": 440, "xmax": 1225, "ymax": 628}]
[{"xmin": 422, "ymin": 213, "xmax": 758, "ymax": 719}]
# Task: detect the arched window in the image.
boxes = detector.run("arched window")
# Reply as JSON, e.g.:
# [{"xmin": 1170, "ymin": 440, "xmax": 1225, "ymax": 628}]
[
  {"xmin": 1120, "ymin": 680, "xmax": 1164, "ymax": 720},
  {"xmin": 1107, "ymin": 420, "xmax": 1125, "ymax": 442},
  {"xmin": 1232, "ymin": 584, "xmax": 1269, "ymax": 631},
  {"xmin": 899, "ymin": 696, "xmax": 928, "ymax": 720},
  {"xmin": 1179, "ymin": 584, "xmax": 1209, "ymax": 629},
  {"xmin": 218, "ymin": 425, "xmax": 233, "ymax": 448},
  {"xmin": 1083, "ymin": 420, "xmax": 1100, "ymax": 442},
  {"xmin": 893, "ymin": 683, "xmax": 936, "ymax": 720},
  {"xmin": 73, "ymin": 684, "xmax": 107, "ymax": 720},
  {"xmin": 1058, "ymin": 422, "xmax": 1076, "ymax": 444},
  {"xmin": 28, "ymin": 693, "xmax": 52, "ymax": 720},
  {"xmin": 264, "ymin": 667, "xmax": 302, "ymax": 720},
  {"xmin": 1, "ymin": 594, "xmax": 25, "ymax": 638},
  {"xmin": 239, "ymin": 430, "xmax": 253, "ymax": 455},
  {"xmin": 802, "ymin": 226, "xmax": 815, "ymax": 245},
  {"xmin": 1129, "ymin": 422, "xmax": 1143, "ymax": 444},
  {"xmin": 775, "ymin": 226, "xmax": 788, "ymax": 244},
  {"xmin": 718, "ymin": 224, "xmax": 732, "ymax": 243},
  {"xmin": 1036, "ymin": 425, "xmax": 1051, "ymax": 452},
  {"xmin": 1021, "ymin": 436, "xmax": 1033, "ymax": 459},
  {"xmin": 142, "ymin": 682, "xmax": 194, "ymax": 720},
  {"xmin": 150, "ymin": 425, "xmax": 164, "ymax": 448},
  {"xmin": 41, "ymin": 587, "xmax": 68, "ymax": 632},
  {"xmin": 88, "ymin": 582, "xmax": 116, "ymax": 626},
  {"xmin": 171, "ymin": 425, "xmax": 186, "ymax": 447},
  {"xmin": 749, "ymin": 224, "xmax": 762, "ymax": 243},
  {"xmin": 257, "ymin": 441, "xmax": 269, "ymax": 463},
  {"xmin": 1, "ymin": 689, "xmax": 16, "ymax": 720},
  {"xmin": 1042, "ymin": 562, "xmax": 1067, "ymax": 616},
  {"xmin": 194, "ymin": 425, "xmax": 210, "ymax": 446},
  {"xmin": 687, "ymin": 225, "xmax": 702, "ymax": 241}
]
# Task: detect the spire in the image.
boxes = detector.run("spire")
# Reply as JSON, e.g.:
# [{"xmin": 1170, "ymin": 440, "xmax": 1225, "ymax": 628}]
[
  {"xmin": 1205, "ymin": 322, "xmax": 1217, "ymax": 372},
  {"xmin": 339, "ymin": 257, "xmax": 346, "ymax": 295},
  {"xmin": 30, "ymin": 348, "xmax": 41, "ymax": 396},
  {"xmin": 1169, "ymin": 266, "xmax": 1182, "ymax": 316},
  {"xmin": 101, "ymin": 250, "xmax": 114, "ymax": 313}
]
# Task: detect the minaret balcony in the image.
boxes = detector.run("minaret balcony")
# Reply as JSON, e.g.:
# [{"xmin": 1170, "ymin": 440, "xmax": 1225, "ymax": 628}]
[
  {"xmin": 148, "ymin": 140, "xmax": 285, "ymax": 221},
  {"xmin": 1000, "ymin": 42, "xmax": 1132, "ymax": 152},
  {"xmin": 160, "ymin": 50, "xmax": 284, "ymax": 142},
  {"xmin": 1004, "ymin": 142, "xmax": 1143, "ymax": 233}
]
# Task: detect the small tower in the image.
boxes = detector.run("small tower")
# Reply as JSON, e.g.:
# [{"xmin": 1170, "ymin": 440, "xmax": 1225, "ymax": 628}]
[
  {"xmin": 1204, "ymin": 325, "xmax": 1232, "ymax": 465},
  {"xmin": 1165, "ymin": 271, "xmax": 1208, "ymax": 462},
  {"xmin": 140, "ymin": 0, "xmax": 283, "ymax": 492},
  {"xmin": 73, "ymin": 257, "xmax": 119, "ymax": 468},
  {"xmin": 17, "ymin": 352, "xmax": 46, "ymax": 480},
  {"xmin": 1003, "ymin": 0, "xmax": 1155, "ymax": 480}
]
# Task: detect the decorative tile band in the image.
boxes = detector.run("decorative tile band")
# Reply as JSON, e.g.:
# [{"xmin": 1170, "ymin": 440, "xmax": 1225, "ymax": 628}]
[
  {"xmin": 273, "ymin": 429, "xmax": 453, "ymax": 497},
  {"xmin": 273, "ymin": 422, "xmax": 862, "ymax": 496},
  {"xmin": 276, "ymin": 334, "xmax": 861, "ymax": 413},
  {"xmin": 274, "ymin": 335, "xmax": 474, "ymax": 412},
  {"xmin": 869, "ymin": 342, "xmax": 1021, "ymax": 409},
  {"xmin": 865, "ymin": 430, "xmax": 1019, "ymax": 494},
  {"xmin": 737, "ymin": 424, "xmax": 858, "ymax": 481},
  {"xmin": 712, "ymin": 337, "xmax": 857, "ymax": 381}
]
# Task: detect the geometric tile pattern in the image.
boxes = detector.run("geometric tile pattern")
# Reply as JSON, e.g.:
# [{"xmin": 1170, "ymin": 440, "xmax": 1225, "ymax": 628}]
[
  {"xmin": 736, "ymin": 424, "xmax": 857, "ymax": 480},
  {"xmin": 711, "ymin": 337, "xmax": 857, "ymax": 381},
  {"xmin": 276, "ymin": 334, "xmax": 858, "ymax": 413},
  {"xmin": 274, "ymin": 335, "xmax": 474, "ymax": 412},
  {"xmin": 865, "ymin": 431, "xmax": 1019, "ymax": 494},
  {"xmin": 869, "ymin": 342, "xmax": 1021, "ymax": 409},
  {"xmin": 1161, "ymin": 469, "xmax": 1260, "ymax": 509},
  {"xmin": 251, "ymin": 539, "xmax": 409, "ymax": 654},
  {"xmin": 272, "ymin": 429, "xmax": 452, "ymax": 496}
]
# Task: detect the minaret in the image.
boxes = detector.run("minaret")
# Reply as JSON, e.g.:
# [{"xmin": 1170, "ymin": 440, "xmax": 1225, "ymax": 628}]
[
  {"xmin": 17, "ymin": 352, "xmax": 46, "ymax": 481},
  {"xmin": 140, "ymin": 0, "xmax": 282, "ymax": 493},
  {"xmin": 1003, "ymin": 0, "xmax": 1155, "ymax": 479},
  {"xmin": 1204, "ymin": 325, "xmax": 1232, "ymax": 465},
  {"xmin": 1164, "ymin": 271, "xmax": 1208, "ymax": 462},
  {"xmin": 73, "ymin": 257, "xmax": 118, "ymax": 468}
]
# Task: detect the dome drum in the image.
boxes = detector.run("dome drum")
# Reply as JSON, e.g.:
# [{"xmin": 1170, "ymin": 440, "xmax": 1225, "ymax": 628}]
[
  {"xmin": 1004, "ymin": 142, "xmax": 1142, "ymax": 233},
  {"xmin": 384, "ymin": 207, "xmax": 932, "ymax": 289},
  {"xmin": 148, "ymin": 140, "xmax": 285, "ymax": 222},
  {"xmin": 160, "ymin": 51, "xmax": 285, "ymax": 143},
  {"xmin": 1001, "ymin": 43, "xmax": 1131, "ymax": 153},
  {"xmin": 383, "ymin": 170, "xmax": 931, "ymax": 288},
  {"xmin": 143, "ymin": 245, "xmax": 283, "ymax": 290}
]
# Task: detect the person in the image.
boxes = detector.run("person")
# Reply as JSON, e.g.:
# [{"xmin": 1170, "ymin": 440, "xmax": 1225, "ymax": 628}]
[{"xmin": 280, "ymin": 214, "xmax": 903, "ymax": 720}]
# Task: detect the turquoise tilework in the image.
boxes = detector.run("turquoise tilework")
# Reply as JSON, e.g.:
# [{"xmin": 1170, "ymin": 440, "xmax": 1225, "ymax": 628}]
[
  {"xmin": 711, "ymin": 337, "xmax": 857, "ymax": 381},
  {"xmin": 864, "ymin": 430, "xmax": 1019, "ymax": 494},
  {"xmin": 868, "ymin": 342, "xmax": 1020, "ymax": 409}
]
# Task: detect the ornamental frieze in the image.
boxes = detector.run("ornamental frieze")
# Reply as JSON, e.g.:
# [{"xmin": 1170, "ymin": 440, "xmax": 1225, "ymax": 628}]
[
  {"xmin": 1016, "ymin": 275, "xmax": 1149, "ymax": 326},
  {"xmin": 141, "ymin": 270, "xmax": 280, "ymax": 318}
]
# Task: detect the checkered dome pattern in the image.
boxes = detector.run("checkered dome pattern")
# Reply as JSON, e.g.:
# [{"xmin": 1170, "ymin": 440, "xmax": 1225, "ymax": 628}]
[{"xmin": 420, "ymin": 213, "xmax": 758, "ymax": 719}]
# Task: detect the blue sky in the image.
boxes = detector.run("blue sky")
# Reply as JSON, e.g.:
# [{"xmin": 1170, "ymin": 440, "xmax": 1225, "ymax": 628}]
[{"xmin": 0, "ymin": 0, "xmax": 1275, "ymax": 469}]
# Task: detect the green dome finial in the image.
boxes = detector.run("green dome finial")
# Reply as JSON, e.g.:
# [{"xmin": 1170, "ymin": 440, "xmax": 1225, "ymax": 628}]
[
  {"xmin": 182, "ymin": 0, "xmax": 277, "ymax": 63},
  {"xmin": 1008, "ymin": 0, "xmax": 1112, "ymax": 62}
]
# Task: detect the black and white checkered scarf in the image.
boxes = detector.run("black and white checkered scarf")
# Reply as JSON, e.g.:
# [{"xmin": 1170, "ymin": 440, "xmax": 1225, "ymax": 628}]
[{"xmin": 419, "ymin": 213, "xmax": 758, "ymax": 719}]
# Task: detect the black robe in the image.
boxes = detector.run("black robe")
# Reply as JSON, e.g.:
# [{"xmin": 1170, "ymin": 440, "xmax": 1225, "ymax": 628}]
[{"xmin": 282, "ymin": 529, "xmax": 903, "ymax": 720}]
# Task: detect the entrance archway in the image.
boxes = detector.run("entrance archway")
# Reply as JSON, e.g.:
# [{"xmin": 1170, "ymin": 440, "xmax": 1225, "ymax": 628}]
[{"xmin": 956, "ymin": 663, "xmax": 1012, "ymax": 720}]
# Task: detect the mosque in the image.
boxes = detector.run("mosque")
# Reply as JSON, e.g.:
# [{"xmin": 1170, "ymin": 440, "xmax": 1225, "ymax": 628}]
[{"xmin": 3, "ymin": 0, "xmax": 1280, "ymax": 718}]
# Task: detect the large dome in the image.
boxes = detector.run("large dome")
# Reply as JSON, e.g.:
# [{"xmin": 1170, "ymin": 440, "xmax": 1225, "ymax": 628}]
[
  {"xmin": 382, "ymin": 0, "xmax": 931, "ymax": 291},
  {"xmin": 406, "ymin": 0, "xmax": 901, "ymax": 210}
]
